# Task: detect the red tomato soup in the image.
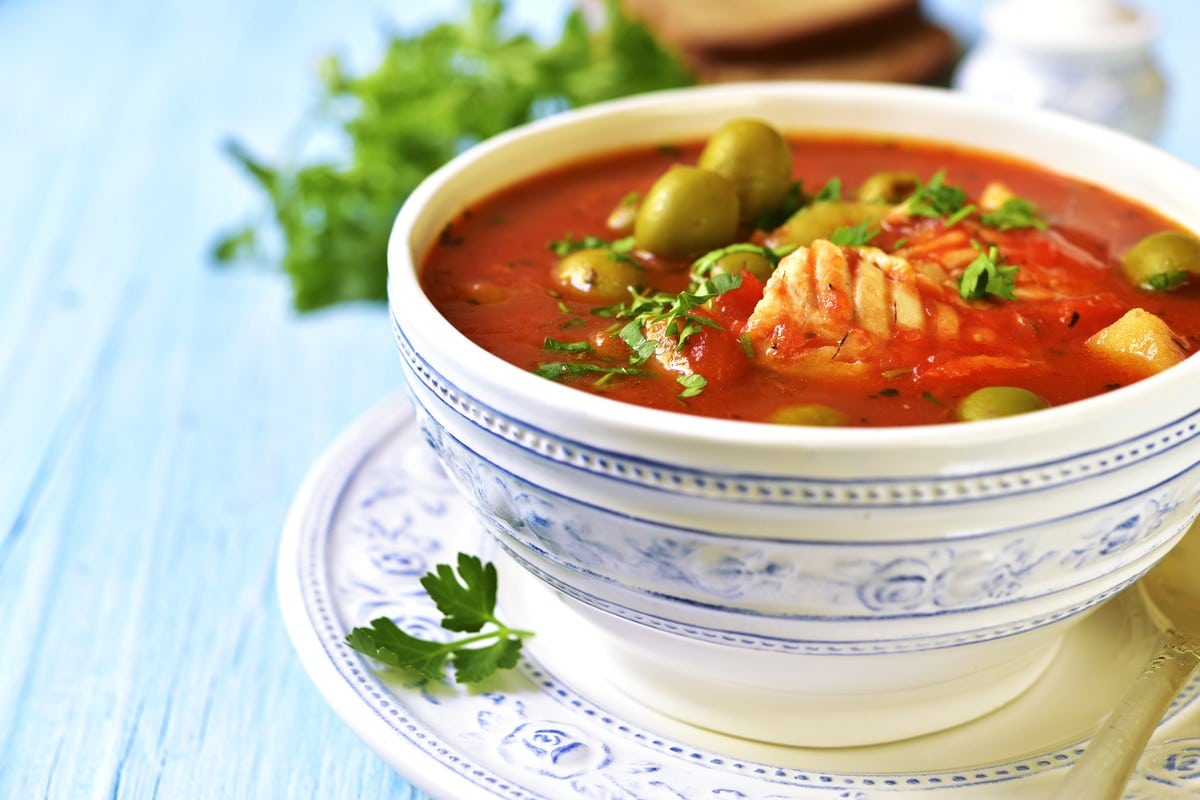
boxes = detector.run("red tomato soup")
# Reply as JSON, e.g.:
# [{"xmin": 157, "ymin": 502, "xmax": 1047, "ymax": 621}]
[{"xmin": 419, "ymin": 130, "xmax": 1200, "ymax": 427}]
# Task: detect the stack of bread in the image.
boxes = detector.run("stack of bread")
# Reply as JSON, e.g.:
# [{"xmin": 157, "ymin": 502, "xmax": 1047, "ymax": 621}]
[{"xmin": 615, "ymin": 0, "xmax": 959, "ymax": 86}]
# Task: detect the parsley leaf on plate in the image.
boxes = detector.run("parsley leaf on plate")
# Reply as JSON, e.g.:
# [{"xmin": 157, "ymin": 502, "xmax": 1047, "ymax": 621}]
[{"xmin": 344, "ymin": 553, "xmax": 534, "ymax": 684}]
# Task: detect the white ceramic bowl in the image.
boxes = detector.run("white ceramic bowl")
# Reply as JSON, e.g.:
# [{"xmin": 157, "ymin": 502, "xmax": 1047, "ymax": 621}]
[{"xmin": 387, "ymin": 82, "xmax": 1200, "ymax": 747}]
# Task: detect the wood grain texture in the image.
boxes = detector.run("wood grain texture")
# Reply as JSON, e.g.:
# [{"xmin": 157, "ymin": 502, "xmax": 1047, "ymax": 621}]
[{"xmin": 0, "ymin": 0, "xmax": 1196, "ymax": 798}]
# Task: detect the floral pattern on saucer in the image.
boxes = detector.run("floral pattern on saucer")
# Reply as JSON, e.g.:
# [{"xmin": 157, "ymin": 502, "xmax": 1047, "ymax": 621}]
[{"xmin": 284, "ymin": 396, "xmax": 1200, "ymax": 800}]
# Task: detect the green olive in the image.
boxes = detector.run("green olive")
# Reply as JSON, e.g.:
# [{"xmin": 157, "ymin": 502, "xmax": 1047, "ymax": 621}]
[
  {"xmin": 707, "ymin": 249, "xmax": 775, "ymax": 282},
  {"xmin": 955, "ymin": 386, "xmax": 1049, "ymax": 422},
  {"xmin": 634, "ymin": 165, "xmax": 740, "ymax": 259},
  {"xmin": 698, "ymin": 118, "xmax": 793, "ymax": 225},
  {"xmin": 551, "ymin": 248, "xmax": 642, "ymax": 301},
  {"xmin": 767, "ymin": 201, "xmax": 885, "ymax": 247},
  {"xmin": 769, "ymin": 403, "xmax": 846, "ymax": 426},
  {"xmin": 857, "ymin": 171, "xmax": 921, "ymax": 204},
  {"xmin": 1121, "ymin": 230, "xmax": 1200, "ymax": 291}
]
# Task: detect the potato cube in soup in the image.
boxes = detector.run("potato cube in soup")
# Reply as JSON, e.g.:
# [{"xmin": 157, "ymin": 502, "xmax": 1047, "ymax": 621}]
[{"xmin": 1085, "ymin": 308, "xmax": 1187, "ymax": 376}]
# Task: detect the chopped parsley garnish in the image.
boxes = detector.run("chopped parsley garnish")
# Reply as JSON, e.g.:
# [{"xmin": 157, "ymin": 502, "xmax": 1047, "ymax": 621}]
[
  {"xmin": 344, "ymin": 553, "xmax": 533, "ymax": 684},
  {"xmin": 676, "ymin": 373, "xmax": 707, "ymax": 398},
  {"xmin": 542, "ymin": 337, "xmax": 591, "ymax": 352},
  {"xmin": 550, "ymin": 234, "xmax": 635, "ymax": 257},
  {"xmin": 691, "ymin": 242, "xmax": 796, "ymax": 278},
  {"xmin": 979, "ymin": 197, "xmax": 1048, "ymax": 231},
  {"xmin": 550, "ymin": 235, "xmax": 608, "ymax": 255},
  {"xmin": 906, "ymin": 170, "xmax": 974, "ymax": 222},
  {"xmin": 1146, "ymin": 270, "xmax": 1190, "ymax": 292},
  {"xmin": 829, "ymin": 220, "xmax": 879, "ymax": 247},
  {"xmin": 533, "ymin": 362, "xmax": 648, "ymax": 381},
  {"xmin": 813, "ymin": 177, "xmax": 842, "ymax": 203},
  {"xmin": 614, "ymin": 272, "xmax": 743, "ymax": 360},
  {"xmin": 959, "ymin": 243, "xmax": 1019, "ymax": 301},
  {"xmin": 538, "ymin": 271, "xmax": 744, "ymax": 390}
]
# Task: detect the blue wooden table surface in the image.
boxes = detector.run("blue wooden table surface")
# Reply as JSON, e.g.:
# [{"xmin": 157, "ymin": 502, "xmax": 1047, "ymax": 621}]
[{"xmin": 1, "ymin": 1, "xmax": 1196, "ymax": 797}]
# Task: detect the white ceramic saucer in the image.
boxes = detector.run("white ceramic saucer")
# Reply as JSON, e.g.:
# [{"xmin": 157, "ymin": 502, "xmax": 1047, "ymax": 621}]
[{"xmin": 278, "ymin": 394, "xmax": 1200, "ymax": 800}]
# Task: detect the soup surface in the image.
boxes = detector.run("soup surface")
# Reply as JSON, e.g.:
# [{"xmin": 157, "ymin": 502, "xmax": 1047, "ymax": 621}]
[{"xmin": 419, "ymin": 128, "xmax": 1200, "ymax": 426}]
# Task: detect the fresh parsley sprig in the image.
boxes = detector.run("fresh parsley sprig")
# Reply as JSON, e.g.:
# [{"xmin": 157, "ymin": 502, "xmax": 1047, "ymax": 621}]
[
  {"xmin": 215, "ymin": 0, "xmax": 693, "ymax": 310},
  {"xmin": 345, "ymin": 553, "xmax": 534, "ymax": 684}
]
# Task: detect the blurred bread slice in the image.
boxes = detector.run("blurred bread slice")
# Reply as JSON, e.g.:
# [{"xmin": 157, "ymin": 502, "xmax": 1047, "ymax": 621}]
[
  {"xmin": 687, "ymin": 18, "xmax": 958, "ymax": 85},
  {"xmin": 597, "ymin": 0, "xmax": 959, "ymax": 86},
  {"xmin": 619, "ymin": 0, "xmax": 922, "ymax": 53}
]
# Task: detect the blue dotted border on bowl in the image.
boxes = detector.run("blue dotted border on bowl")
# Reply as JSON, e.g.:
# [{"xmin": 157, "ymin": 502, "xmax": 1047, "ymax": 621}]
[{"xmin": 393, "ymin": 320, "xmax": 1200, "ymax": 508}]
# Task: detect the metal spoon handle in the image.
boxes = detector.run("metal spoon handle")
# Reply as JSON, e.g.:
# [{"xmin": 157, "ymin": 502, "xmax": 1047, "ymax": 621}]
[{"xmin": 1050, "ymin": 637, "xmax": 1200, "ymax": 800}]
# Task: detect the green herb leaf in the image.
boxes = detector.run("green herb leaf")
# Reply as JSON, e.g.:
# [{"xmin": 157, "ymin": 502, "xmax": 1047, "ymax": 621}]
[
  {"xmin": 829, "ymin": 220, "xmax": 878, "ymax": 246},
  {"xmin": 344, "ymin": 617, "xmax": 454, "ymax": 681},
  {"xmin": 618, "ymin": 317, "xmax": 660, "ymax": 362},
  {"xmin": 549, "ymin": 234, "xmax": 638, "ymax": 265},
  {"xmin": 344, "ymin": 554, "xmax": 535, "ymax": 684},
  {"xmin": 813, "ymin": 177, "xmax": 842, "ymax": 203},
  {"xmin": 979, "ymin": 197, "xmax": 1049, "ymax": 231},
  {"xmin": 550, "ymin": 235, "xmax": 610, "ymax": 256},
  {"xmin": 217, "ymin": 0, "xmax": 693, "ymax": 311},
  {"xmin": 906, "ymin": 170, "xmax": 970, "ymax": 220},
  {"xmin": 1146, "ymin": 270, "xmax": 1190, "ymax": 291},
  {"xmin": 691, "ymin": 242, "xmax": 795, "ymax": 277},
  {"xmin": 605, "ymin": 272, "xmax": 743, "ymax": 360},
  {"xmin": 543, "ymin": 337, "xmax": 591, "ymax": 352},
  {"xmin": 959, "ymin": 243, "xmax": 1019, "ymax": 301},
  {"xmin": 677, "ymin": 373, "xmax": 707, "ymax": 398},
  {"xmin": 421, "ymin": 555, "xmax": 497, "ymax": 633},
  {"xmin": 547, "ymin": 269, "xmax": 743, "ymax": 388},
  {"xmin": 532, "ymin": 361, "xmax": 648, "ymax": 380},
  {"xmin": 451, "ymin": 636, "xmax": 524, "ymax": 683}
]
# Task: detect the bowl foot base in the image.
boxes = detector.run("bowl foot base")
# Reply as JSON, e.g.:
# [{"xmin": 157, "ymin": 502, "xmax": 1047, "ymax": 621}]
[{"xmin": 591, "ymin": 630, "xmax": 1064, "ymax": 748}]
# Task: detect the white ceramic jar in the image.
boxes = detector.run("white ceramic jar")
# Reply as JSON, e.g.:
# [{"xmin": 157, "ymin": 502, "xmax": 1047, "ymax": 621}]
[{"xmin": 954, "ymin": 0, "xmax": 1166, "ymax": 140}]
